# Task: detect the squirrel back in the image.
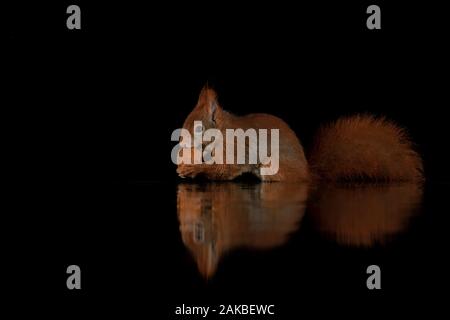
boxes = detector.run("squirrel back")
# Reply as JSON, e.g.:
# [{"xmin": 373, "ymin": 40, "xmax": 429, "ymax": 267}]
[{"xmin": 176, "ymin": 86, "xmax": 423, "ymax": 182}]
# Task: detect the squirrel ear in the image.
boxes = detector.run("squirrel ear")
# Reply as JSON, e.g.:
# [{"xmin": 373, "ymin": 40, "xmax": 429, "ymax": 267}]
[
  {"xmin": 198, "ymin": 85, "xmax": 220, "ymax": 122},
  {"xmin": 208, "ymin": 97, "xmax": 218, "ymax": 121}
]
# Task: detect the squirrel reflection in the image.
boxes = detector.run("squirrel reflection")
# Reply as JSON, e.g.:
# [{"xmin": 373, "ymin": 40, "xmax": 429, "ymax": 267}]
[
  {"xmin": 309, "ymin": 183, "xmax": 423, "ymax": 246},
  {"xmin": 177, "ymin": 183, "xmax": 309, "ymax": 278},
  {"xmin": 177, "ymin": 182, "xmax": 423, "ymax": 277}
]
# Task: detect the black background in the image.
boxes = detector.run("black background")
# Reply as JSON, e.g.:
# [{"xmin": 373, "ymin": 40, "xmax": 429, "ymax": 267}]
[{"xmin": 6, "ymin": 1, "xmax": 449, "ymax": 318}]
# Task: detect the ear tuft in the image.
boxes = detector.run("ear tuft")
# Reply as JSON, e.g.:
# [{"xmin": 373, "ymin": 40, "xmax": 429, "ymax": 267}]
[
  {"xmin": 198, "ymin": 84, "xmax": 220, "ymax": 121},
  {"xmin": 199, "ymin": 84, "xmax": 217, "ymax": 101}
]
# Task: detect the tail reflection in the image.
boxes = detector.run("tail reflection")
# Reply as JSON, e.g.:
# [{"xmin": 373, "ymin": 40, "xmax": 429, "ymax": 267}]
[
  {"xmin": 177, "ymin": 183, "xmax": 309, "ymax": 278},
  {"xmin": 309, "ymin": 183, "xmax": 423, "ymax": 246}
]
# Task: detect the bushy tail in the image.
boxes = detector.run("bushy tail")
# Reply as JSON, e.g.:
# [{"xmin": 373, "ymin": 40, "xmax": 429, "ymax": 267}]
[{"xmin": 309, "ymin": 114, "xmax": 424, "ymax": 182}]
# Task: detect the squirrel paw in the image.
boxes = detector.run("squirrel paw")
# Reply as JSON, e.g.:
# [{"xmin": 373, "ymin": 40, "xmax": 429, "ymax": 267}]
[{"xmin": 177, "ymin": 164, "xmax": 200, "ymax": 178}]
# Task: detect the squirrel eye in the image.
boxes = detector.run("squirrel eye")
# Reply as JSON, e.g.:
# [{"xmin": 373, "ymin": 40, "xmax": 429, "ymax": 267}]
[{"xmin": 195, "ymin": 124, "xmax": 204, "ymax": 133}]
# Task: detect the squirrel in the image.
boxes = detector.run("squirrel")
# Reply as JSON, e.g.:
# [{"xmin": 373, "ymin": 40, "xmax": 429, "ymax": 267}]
[{"xmin": 176, "ymin": 85, "xmax": 423, "ymax": 182}]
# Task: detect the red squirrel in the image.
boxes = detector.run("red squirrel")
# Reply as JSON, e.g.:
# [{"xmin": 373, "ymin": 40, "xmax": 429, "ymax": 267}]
[{"xmin": 176, "ymin": 86, "xmax": 423, "ymax": 182}]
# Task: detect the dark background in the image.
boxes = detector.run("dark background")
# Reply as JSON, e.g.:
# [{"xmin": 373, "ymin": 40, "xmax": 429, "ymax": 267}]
[{"xmin": 6, "ymin": 1, "xmax": 449, "ymax": 318}]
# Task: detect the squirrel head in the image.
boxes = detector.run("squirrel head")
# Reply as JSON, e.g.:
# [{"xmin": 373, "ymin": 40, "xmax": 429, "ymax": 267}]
[{"xmin": 182, "ymin": 84, "xmax": 222, "ymax": 135}]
